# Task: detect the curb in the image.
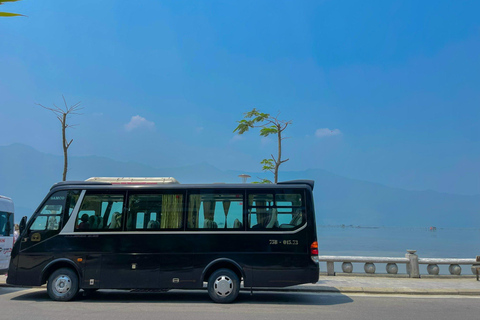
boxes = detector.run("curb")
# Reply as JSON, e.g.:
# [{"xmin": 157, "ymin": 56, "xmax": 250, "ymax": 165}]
[{"xmin": 244, "ymin": 286, "xmax": 480, "ymax": 296}]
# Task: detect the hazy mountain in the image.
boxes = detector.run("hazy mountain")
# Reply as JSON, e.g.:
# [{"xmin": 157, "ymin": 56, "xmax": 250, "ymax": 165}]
[{"xmin": 0, "ymin": 143, "xmax": 478, "ymax": 227}]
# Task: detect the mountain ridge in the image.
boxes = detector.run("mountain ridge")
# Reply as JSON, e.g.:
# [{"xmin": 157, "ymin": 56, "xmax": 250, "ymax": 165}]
[{"xmin": 0, "ymin": 143, "xmax": 478, "ymax": 227}]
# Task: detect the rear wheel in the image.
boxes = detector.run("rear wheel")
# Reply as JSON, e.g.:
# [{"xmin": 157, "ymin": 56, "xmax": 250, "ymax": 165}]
[
  {"xmin": 47, "ymin": 268, "xmax": 79, "ymax": 301},
  {"xmin": 207, "ymin": 268, "xmax": 240, "ymax": 303}
]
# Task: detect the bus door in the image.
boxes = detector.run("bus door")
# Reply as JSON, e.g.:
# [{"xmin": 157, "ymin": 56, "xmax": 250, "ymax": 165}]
[
  {"xmin": 16, "ymin": 190, "xmax": 80, "ymax": 284},
  {"xmin": 123, "ymin": 191, "xmax": 194, "ymax": 289},
  {"xmin": 71, "ymin": 191, "xmax": 144, "ymax": 289}
]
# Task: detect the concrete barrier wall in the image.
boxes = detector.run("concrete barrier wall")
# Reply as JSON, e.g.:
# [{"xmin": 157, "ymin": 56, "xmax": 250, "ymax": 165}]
[{"xmin": 319, "ymin": 250, "xmax": 480, "ymax": 278}]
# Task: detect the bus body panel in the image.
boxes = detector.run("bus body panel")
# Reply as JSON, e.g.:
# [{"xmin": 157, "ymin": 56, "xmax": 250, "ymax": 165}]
[{"xmin": 8, "ymin": 182, "xmax": 319, "ymax": 290}]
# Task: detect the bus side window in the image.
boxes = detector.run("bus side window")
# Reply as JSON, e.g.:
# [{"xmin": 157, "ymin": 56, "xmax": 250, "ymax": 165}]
[
  {"xmin": 187, "ymin": 192, "xmax": 244, "ymax": 230},
  {"xmin": 248, "ymin": 194, "xmax": 275, "ymax": 230},
  {"xmin": 30, "ymin": 216, "xmax": 48, "ymax": 231},
  {"xmin": 126, "ymin": 194, "xmax": 183, "ymax": 231},
  {"xmin": 75, "ymin": 193, "xmax": 125, "ymax": 232},
  {"xmin": 247, "ymin": 191, "xmax": 305, "ymax": 230},
  {"xmin": 275, "ymin": 192, "xmax": 305, "ymax": 229}
]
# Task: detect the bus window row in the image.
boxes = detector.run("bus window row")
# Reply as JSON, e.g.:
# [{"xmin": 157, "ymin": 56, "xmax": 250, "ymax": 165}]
[{"xmin": 28, "ymin": 190, "xmax": 306, "ymax": 233}]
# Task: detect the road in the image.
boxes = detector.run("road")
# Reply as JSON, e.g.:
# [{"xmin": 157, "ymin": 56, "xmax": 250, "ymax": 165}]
[{"xmin": 1, "ymin": 287, "xmax": 479, "ymax": 320}]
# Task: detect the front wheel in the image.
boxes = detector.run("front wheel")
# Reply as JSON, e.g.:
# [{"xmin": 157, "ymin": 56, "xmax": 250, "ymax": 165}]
[
  {"xmin": 207, "ymin": 268, "xmax": 240, "ymax": 303},
  {"xmin": 47, "ymin": 268, "xmax": 79, "ymax": 301}
]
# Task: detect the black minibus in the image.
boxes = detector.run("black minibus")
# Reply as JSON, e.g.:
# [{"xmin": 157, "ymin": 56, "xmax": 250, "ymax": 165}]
[{"xmin": 8, "ymin": 178, "xmax": 319, "ymax": 303}]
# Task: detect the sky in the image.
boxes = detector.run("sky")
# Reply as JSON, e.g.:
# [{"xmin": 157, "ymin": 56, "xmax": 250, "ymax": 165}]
[{"xmin": 0, "ymin": 0, "xmax": 479, "ymax": 195}]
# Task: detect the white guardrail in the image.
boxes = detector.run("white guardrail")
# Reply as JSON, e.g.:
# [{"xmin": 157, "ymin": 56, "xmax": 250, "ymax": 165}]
[{"xmin": 319, "ymin": 250, "xmax": 480, "ymax": 278}]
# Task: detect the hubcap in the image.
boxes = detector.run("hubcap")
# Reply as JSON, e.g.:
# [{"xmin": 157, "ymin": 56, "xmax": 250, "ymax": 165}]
[
  {"xmin": 53, "ymin": 275, "xmax": 72, "ymax": 295},
  {"xmin": 214, "ymin": 275, "xmax": 233, "ymax": 297}
]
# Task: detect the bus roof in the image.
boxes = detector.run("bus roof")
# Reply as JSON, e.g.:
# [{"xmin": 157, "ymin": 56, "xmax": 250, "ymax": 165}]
[
  {"xmin": 86, "ymin": 177, "xmax": 180, "ymax": 184},
  {"xmin": 0, "ymin": 195, "xmax": 14, "ymax": 213},
  {"xmin": 50, "ymin": 179, "xmax": 314, "ymax": 191}
]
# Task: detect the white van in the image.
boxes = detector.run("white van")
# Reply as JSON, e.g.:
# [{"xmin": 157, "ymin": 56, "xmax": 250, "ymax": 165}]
[{"xmin": 0, "ymin": 195, "xmax": 14, "ymax": 275}]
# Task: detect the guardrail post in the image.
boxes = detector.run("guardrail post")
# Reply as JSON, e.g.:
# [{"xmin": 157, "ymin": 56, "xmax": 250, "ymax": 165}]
[
  {"xmin": 406, "ymin": 249, "xmax": 420, "ymax": 278},
  {"xmin": 327, "ymin": 261, "xmax": 335, "ymax": 276}
]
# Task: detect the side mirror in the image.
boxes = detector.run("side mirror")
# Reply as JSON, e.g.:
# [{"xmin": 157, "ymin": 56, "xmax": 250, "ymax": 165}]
[{"xmin": 19, "ymin": 216, "xmax": 27, "ymax": 235}]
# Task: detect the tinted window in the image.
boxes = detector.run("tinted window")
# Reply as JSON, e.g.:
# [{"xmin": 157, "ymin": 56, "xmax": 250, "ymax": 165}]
[
  {"xmin": 187, "ymin": 192, "xmax": 244, "ymax": 230},
  {"xmin": 248, "ymin": 190, "xmax": 305, "ymax": 230},
  {"xmin": 66, "ymin": 190, "xmax": 81, "ymax": 218},
  {"xmin": 28, "ymin": 190, "xmax": 68, "ymax": 232},
  {"xmin": 127, "ymin": 193, "xmax": 184, "ymax": 230},
  {"xmin": 75, "ymin": 193, "xmax": 125, "ymax": 231},
  {"xmin": 0, "ymin": 211, "xmax": 13, "ymax": 236}
]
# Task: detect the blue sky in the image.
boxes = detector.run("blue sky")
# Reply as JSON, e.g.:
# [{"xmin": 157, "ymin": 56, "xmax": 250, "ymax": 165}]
[{"xmin": 0, "ymin": 0, "xmax": 479, "ymax": 195}]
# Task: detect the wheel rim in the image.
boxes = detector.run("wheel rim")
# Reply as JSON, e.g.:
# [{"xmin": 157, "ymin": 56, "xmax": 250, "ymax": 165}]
[
  {"xmin": 214, "ymin": 275, "xmax": 233, "ymax": 297},
  {"xmin": 53, "ymin": 275, "xmax": 72, "ymax": 295}
]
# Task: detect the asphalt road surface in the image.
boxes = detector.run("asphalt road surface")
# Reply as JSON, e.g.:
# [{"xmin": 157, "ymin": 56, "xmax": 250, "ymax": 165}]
[{"xmin": 1, "ymin": 287, "xmax": 479, "ymax": 320}]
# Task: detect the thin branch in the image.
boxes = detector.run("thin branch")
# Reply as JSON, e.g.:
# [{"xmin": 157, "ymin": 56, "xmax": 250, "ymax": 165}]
[
  {"xmin": 264, "ymin": 119, "xmax": 276, "ymax": 126},
  {"xmin": 36, "ymin": 103, "xmax": 62, "ymax": 114},
  {"xmin": 270, "ymin": 154, "xmax": 277, "ymax": 164},
  {"xmin": 62, "ymin": 95, "xmax": 68, "ymax": 110},
  {"xmin": 280, "ymin": 122, "xmax": 292, "ymax": 131}
]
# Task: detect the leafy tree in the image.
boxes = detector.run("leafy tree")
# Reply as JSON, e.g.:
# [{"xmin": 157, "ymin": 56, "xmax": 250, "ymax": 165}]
[
  {"xmin": 0, "ymin": 0, "xmax": 24, "ymax": 17},
  {"xmin": 234, "ymin": 108, "xmax": 292, "ymax": 183},
  {"xmin": 252, "ymin": 178, "xmax": 273, "ymax": 184},
  {"xmin": 37, "ymin": 96, "xmax": 83, "ymax": 181}
]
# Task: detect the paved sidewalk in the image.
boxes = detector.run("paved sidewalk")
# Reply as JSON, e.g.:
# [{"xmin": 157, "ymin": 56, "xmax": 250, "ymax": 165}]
[
  {"xmin": 2, "ymin": 275, "xmax": 480, "ymax": 296},
  {"xmin": 280, "ymin": 276, "xmax": 480, "ymax": 296}
]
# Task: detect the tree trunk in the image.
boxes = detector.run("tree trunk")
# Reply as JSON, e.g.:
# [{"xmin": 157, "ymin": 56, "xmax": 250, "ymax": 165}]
[
  {"xmin": 62, "ymin": 113, "xmax": 68, "ymax": 181},
  {"xmin": 274, "ymin": 124, "xmax": 282, "ymax": 183}
]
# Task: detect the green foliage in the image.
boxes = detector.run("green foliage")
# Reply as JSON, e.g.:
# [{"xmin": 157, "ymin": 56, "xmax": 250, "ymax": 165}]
[
  {"xmin": 260, "ymin": 158, "xmax": 274, "ymax": 172},
  {"xmin": 244, "ymin": 108, "xmax": 269, "ymax": 122},
  {"xmin": 233, "ymin": 108, "xmax": 270, "ymax": 134},
  {"xmin": 0, "ymin": 0, "xmax": 24, "ymax": 17},
  {"xmin": 259, "ymin": 125, "xmax": 278, "ymax": 137},
  {"xmin": 0, "ymin": 11, "xmax": 21, "ymax": 16},
  {"xmin": 252, "ymin": 178, "xmax": 273, "ymax": 184},
  {"xmin": 233, "ymin": 119, "xmax": 253, "ymax": 134}
]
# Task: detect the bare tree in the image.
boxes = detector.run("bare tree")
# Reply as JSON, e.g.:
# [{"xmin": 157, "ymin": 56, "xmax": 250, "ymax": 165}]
[
  {"xmin": 37, "ymin": 96, "xmax": 83, "ymax": 181},
  {"xmin": 234, "ymin": 108, "xmax": 292, "ymax": 183}
]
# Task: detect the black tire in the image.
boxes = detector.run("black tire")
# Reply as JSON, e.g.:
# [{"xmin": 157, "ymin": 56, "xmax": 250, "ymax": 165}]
[
  {"xmin": 207, "ymin": 268, "xmax": 240, "ymax": 303},
  {"xmin": 47, "ymin": 268, "xmax": 79, "ymax": 301}
]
